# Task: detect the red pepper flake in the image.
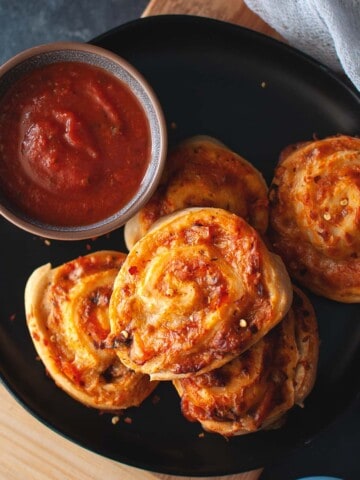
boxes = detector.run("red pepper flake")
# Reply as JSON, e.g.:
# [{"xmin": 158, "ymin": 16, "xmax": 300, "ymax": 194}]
[
  {"xmin": 62, "ymin": 361, "xmax": 84, "ymax": 386},
  {"xmin": 124, "ymin": 416, "xmax": 132, "ymax": 424},
  {"xmin": 86, "ymin": 243, "xmax": 92, "ymax": 251},
  {"xmin": 128, "ymin": 266, "xmax": 138, "ymax": 275},
  {"xmin": 32, "ymin": 331, "xmax": 40, "ymax": 341},
  {"xmin": 152, "ymin": 394, "xmax": 161, "ymax": 405},
  {"xmin": 9, "ymin": 313, "xmax": 16, "ymax": 321}
]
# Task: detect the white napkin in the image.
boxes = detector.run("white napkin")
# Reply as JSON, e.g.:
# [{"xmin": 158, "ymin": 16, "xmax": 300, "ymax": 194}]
[{"xmin": 244, "ymin": 0, "xmax": 360, "ymax": 91}]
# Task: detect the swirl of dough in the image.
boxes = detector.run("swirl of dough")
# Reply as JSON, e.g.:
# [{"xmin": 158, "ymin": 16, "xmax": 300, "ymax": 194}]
[
  {"xmin": 109, "ymin": 208, "xmax": 292, "ymax": 381},
  {"xmin": 269, "ymin": 135, "xmax": 360, "ymax": 302},
  {"xmin": 173, "ymin": 286, "xmax": 319, "ymax": 436},
  {"xmin": 124, "ymin": 136, "xmax": 269, "ymax": 250},
  {"xmin": 25, "ymin": 251, "xmax": 157, "ymax": 410}
]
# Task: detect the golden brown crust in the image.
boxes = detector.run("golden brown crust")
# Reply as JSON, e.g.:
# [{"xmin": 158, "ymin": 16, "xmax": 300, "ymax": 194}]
[
  {"xmin": 25, "ymin": 250, "xmax": 157, "ymax": 410},
  {"xmin": 124, "ymin": 135, "xmax": 269, "ymax": 250},
  {"xmin": 109, "ymin": 208, "xmax": 292, "ymax": 381},
  {"xmin": 292, "ymin": 286, "xmax": 319, "ymax": 404},
  {"xmin": 173, "ymin": 285, "xmax": 319, "ymax": 436},
  {"xmin": 269, "ymin": 135, "xmax": 360, "ymax": 302}
]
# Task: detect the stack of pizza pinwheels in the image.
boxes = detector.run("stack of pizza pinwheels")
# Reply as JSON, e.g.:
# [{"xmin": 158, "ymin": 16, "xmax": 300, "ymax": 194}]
[{"xmin": 25, "ymin": 134, "xmax": 360, "ymax": 436}]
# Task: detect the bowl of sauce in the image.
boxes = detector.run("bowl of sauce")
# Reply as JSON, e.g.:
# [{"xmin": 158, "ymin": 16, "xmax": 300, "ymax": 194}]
[{"xmin": 0, "ymin": 42, "xmax": 167, "ymax": 240}]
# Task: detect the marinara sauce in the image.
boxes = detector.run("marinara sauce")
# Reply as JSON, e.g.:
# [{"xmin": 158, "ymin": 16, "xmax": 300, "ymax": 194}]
[{"xmin": 0, "ymin": 61, "xmax": 151, "ymax": 226}]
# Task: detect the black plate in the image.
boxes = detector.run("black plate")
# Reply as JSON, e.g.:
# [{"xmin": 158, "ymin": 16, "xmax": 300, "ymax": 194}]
[{"xmin": 1, "ymin": 15, "xmax": 359, "ymax": 477}]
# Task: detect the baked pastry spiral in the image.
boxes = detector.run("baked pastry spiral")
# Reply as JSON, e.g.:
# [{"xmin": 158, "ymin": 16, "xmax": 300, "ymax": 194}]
[
  {"xmin": 124, "ymin": 135, "xmax": 269, "ymax": 250},
  {"xmin": 269, "ymin": 135, "xmax": 360, "ymax": 302},
  {"xmin": 25, "ymin": 251, "xmax": 157, "ymax": 410},
  {"xmin": 173, "ymin": 286, "xmax": 319, "ymax": 436},
  {"xmin": 109, "ymin": 208, "xmax": 292, "ymax": 381}
]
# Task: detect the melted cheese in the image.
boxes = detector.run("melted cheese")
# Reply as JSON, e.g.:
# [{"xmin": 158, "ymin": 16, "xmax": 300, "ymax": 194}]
[
  {"xmin": 109, "ymin": 208, "xmax": 292, "ymax": 381},
  {"xmin": 173, "ymin": 286, "xmax": 319, "ymax": 436},
  {"xmin": 124, "ymin": 135, "xmax": 268, "ymax": 250},
  {"xmin": 269, "ymin": 135, "xmax": 360, "ymax": 302},
  {"xmin": 25, "ymin": 250, "xmax": 158, "ymax": 410}
]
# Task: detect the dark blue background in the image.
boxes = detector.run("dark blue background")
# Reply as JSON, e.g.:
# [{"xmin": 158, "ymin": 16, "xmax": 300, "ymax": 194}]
[{"xmin": 0, "ymin": 1, "xmax": 358, "ymax": 478}]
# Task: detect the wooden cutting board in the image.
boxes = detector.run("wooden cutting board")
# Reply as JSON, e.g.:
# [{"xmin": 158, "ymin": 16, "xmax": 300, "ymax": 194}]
[
  {"xmin": 142, "ymin": 0, "xmax": 283, "ymax": 41},
  {"xmin": 1, "ymin": 1, "xmax": 284, "ymax": 479}
]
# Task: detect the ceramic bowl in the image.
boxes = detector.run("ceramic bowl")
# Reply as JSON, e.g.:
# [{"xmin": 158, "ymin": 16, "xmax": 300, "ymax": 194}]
[{"xmin": 0, "ymin": 42, "xmax": 167, "ymax": 240}]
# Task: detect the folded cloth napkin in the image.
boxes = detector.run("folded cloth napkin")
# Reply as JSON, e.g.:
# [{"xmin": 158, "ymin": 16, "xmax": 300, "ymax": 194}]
[{"xmin": 244, "ymin": 0, "xmax": 360, "ymax": 91}]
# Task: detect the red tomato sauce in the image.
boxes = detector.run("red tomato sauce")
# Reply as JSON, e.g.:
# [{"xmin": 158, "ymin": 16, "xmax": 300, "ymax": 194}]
[{"xmin": 0, "ymin": 61, "xmax": 151, "ymax": 226}]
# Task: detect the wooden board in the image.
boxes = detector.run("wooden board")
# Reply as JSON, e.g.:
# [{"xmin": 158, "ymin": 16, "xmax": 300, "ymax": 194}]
[{"xmin": 142, "ymin": 0, "xmax": 283, "ymax": 41}]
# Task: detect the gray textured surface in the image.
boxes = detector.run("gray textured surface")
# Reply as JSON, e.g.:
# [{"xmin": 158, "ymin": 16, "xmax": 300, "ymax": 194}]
[{"xmin": 0, "ymin": 0, "xmax": 148, "ymax": 64}]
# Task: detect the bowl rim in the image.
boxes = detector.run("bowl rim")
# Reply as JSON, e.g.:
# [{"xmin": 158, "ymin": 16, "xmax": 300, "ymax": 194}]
[{"xmin": 0, "ymin": 41, "xmax": 167, "ymax": 240}]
